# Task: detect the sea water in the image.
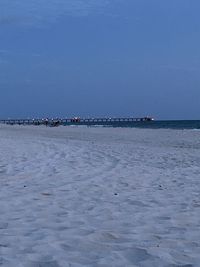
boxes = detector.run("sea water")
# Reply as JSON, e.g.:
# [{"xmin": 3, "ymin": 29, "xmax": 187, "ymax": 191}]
[{"xmin": 64, "ymin": 120, "xmax": 200, "ymax": 129}]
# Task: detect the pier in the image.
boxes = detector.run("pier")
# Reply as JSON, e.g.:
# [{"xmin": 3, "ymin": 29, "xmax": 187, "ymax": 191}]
[{"xmin": 0, "ymin": 117, "xmax": 154, "ymax": 127}]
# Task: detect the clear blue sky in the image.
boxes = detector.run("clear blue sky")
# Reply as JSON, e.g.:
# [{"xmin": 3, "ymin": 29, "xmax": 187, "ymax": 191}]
[{"xmin": 0, "ymin": 0, "xmax": 200, "ymax": 120}]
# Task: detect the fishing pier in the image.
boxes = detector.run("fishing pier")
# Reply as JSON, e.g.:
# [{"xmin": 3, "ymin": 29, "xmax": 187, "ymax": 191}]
[{"xmin": 0, "ymin": 117, "xmax": 154, "ymax": 127}]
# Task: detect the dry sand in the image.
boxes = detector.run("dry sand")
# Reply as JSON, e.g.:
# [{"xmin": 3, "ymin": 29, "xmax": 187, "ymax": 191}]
[{"xmin": 0, "ymin": 125, "xmax": 200, "ymax": 266}]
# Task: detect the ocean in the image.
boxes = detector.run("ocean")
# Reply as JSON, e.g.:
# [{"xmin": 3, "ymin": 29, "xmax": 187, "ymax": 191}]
[{"xmin": 64, "ymin": 120, "xmax": 200, "ymax": 130}]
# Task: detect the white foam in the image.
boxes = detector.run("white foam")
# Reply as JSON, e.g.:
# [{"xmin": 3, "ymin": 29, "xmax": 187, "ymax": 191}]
[{"xmin": 0, "ymin": 125, "xmax": 200, "ymax": 266}]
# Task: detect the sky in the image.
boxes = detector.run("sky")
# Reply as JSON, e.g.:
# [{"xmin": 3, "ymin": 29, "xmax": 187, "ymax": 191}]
[{"xmin": 0, "ymin": 0, "xmax": 200, "ymax": 120}]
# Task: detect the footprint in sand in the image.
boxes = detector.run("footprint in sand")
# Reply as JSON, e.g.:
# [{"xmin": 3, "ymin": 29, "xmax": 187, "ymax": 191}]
[
  {"xmin": 25, "ymin": 255, "xmax": 60, "ymax": 267},
  {"xmin": 123, "ymin": 247, "xmax": 152, "ymax": 264},
  {"xmin": 26, "ymin": 261, "xmax": 60, "ymax": 267}
]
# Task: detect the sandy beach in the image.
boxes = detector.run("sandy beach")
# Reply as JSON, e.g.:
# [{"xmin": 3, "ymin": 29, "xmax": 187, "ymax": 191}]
[{"xmin": 0, "ymin": 125, "xmax": 200, "ymax": 267}]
